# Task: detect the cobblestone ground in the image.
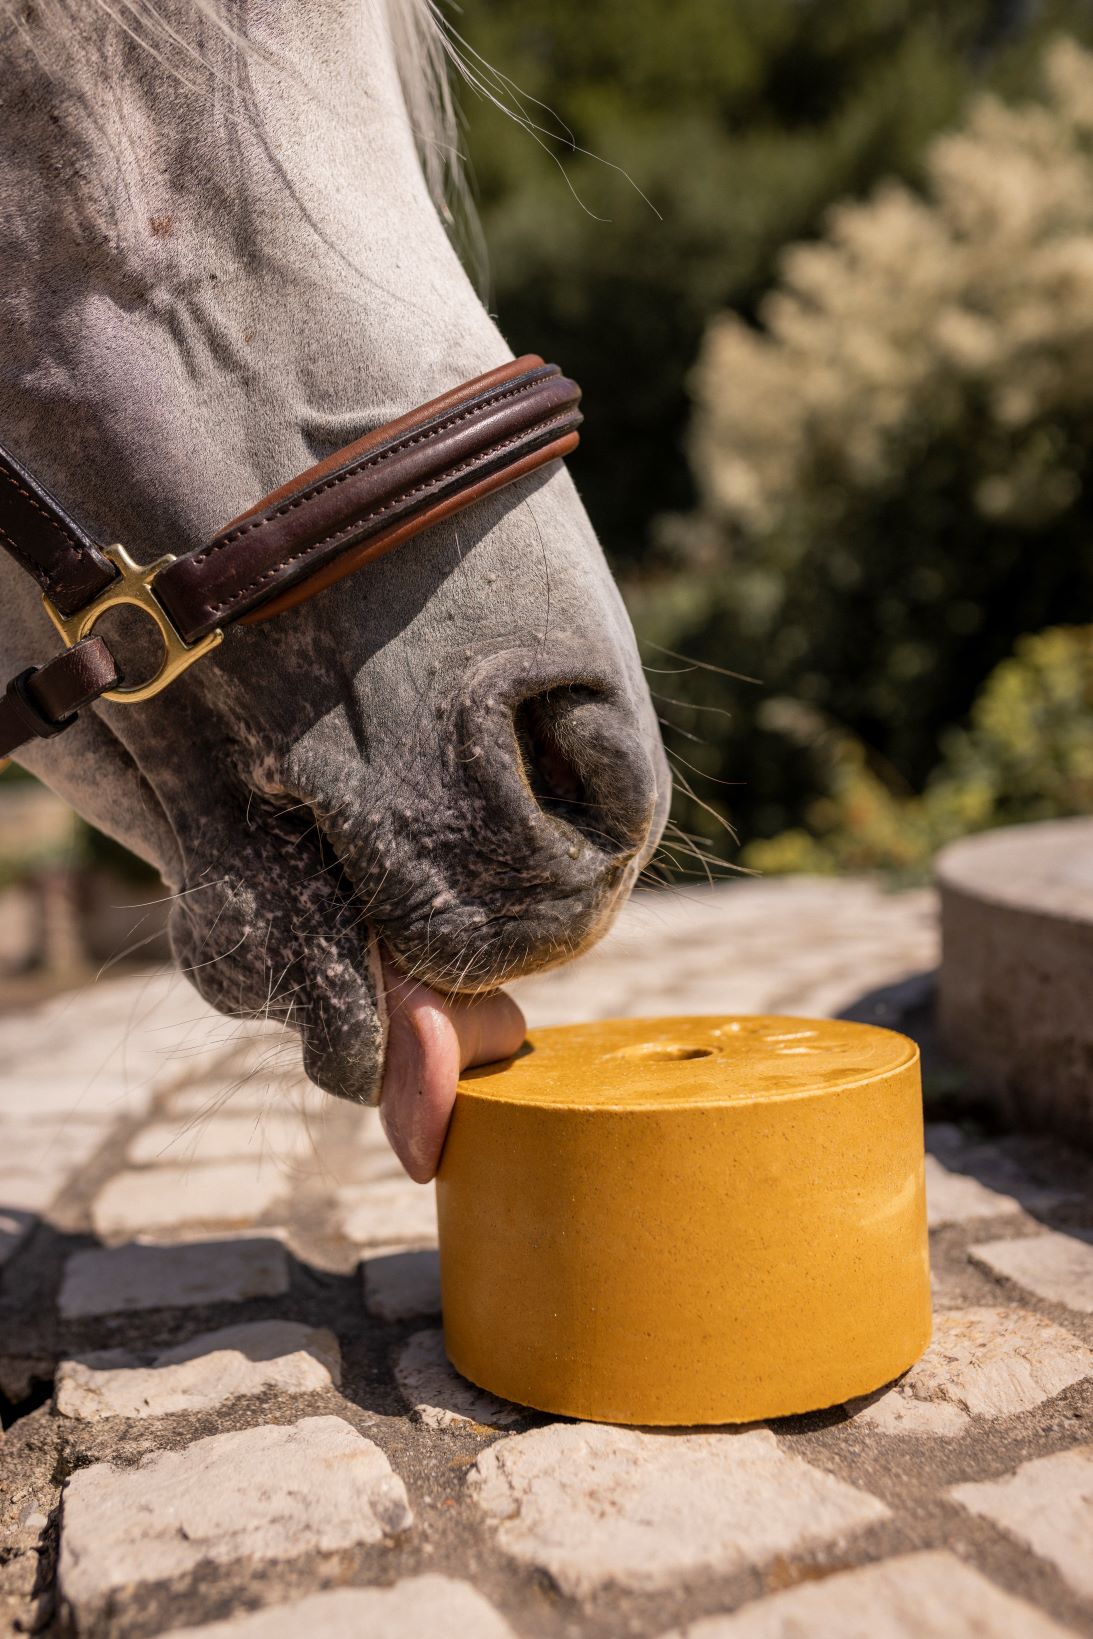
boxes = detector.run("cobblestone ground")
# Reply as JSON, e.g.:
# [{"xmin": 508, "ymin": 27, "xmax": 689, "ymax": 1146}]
[{"xmin": 2, "ymin": 878, "xmax": 1091, "ymax": 1638}]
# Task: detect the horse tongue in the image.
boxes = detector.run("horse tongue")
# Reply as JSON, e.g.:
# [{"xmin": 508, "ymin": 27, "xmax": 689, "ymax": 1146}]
[{"xmin": 378, "ymin": 963, "xmax": 526, "ymax": 1183}]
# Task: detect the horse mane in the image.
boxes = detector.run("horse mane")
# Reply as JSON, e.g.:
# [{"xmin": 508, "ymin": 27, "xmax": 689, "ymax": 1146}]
[
  {"xmin": 387, "ymin": 0, "xmax": 464, "ymax": 222},
  {"xmin": 2, "ymin": 0, "xmax": 471, "ymax": 229}
]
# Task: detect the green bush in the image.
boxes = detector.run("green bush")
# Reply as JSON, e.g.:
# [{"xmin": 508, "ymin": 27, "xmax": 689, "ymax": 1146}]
[
  {"xmin": 743, "ymin": 623, "xmax": 1093, "ymax": 876},
  {"xmin": 639, "ymin": 38, "xmax": 1093, "ymax": 849},
  {"xmin": 931, "ymin": 622, "xmax": 1093, "ymax": 824},
  {"xmin": 455, "ymin": 7, "xmax": 1093, "ymax": 860},
  {"xmin": 458, "ymin": 0, "xmax": 1093, "ymax": 572}
]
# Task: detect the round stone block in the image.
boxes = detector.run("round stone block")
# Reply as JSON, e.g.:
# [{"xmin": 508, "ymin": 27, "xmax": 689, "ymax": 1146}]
[
  {"xmin": 436, "ymin": 1015, "xmax": 930, "ymax": 1425},
  {"xmin": 938, "ymin": 817, "xmax": 1093, "ymax": 1146}
]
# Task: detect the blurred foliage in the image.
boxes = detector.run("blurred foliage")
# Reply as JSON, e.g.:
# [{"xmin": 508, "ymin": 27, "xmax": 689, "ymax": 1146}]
[
  {"xmin": 0, "ymin": 762, "xmax": 153, "ymax": 887},
  {"xmin": 458, "ymin": 0, "xmax": 1093, "ymax": 569},
  {"xmin": 684, "ymin": 36, "xmax": 1093, "ymax": 819},
  {"xmin": 0, "ymin": 763, "xmax": 75, "ymax": 888},
  {"xmin": 744, "ymin": 623, "xmax": 1093, "ymax": 875},
  {"xmin": 458, "ymin": 2, "xmax": 1093, "ymax": 862}
]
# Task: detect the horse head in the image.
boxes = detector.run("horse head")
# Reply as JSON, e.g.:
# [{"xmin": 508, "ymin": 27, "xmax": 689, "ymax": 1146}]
[{"xmin": 0, "ymin": 0, "xmax": 670, "ymax": 1174}]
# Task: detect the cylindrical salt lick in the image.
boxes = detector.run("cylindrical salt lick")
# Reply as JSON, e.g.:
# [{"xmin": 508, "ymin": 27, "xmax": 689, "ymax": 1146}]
[{"xmin": 436, "ymin": 1015, "xmax": 931, "ymax": 1425}]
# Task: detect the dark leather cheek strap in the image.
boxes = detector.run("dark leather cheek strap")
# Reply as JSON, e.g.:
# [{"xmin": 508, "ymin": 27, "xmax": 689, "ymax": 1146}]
[
  {"xmin": 0, "ymin": 637, "xmax": 121, "ymax": 759},
  {"xmin": 0, "ymin": 445, "xmax": 117, "ymax": 616}
]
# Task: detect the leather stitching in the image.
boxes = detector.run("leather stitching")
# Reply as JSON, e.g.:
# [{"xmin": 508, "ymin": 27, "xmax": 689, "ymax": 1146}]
[
  {"xmin": 0, "ymin": 518, "xmax": 45, "ymax": 582},
  {"xmin": 188, "ymin": 371, "xmax": 564, "ymax": 568},
  {"xmin": 0, "ymin": 461, "xmax": 95, "ymax": 571},
  {"xmin": 201, "ymin": 414, "xmax": 575, "ymax": 620}
]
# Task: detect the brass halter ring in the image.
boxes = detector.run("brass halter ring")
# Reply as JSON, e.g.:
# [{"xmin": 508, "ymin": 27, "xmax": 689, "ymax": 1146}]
[{"xmin": 41, "ymin": 542, "xmax": 224, "ymax": 703}]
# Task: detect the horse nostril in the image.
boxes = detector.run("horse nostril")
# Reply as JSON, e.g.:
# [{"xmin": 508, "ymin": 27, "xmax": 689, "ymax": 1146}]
[
  {"xmin": 515, "ymin": 687, "xmax": 594, "ymax": 824},
  {"xmin": 513, "ymin": 684, "xmax": 654, "ymax": 857}
]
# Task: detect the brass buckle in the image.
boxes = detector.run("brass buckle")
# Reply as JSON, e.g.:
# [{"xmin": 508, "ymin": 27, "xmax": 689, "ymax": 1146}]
[{"xmin": 42, "ymin": 543, "xmax": 223, "ymax": 704}]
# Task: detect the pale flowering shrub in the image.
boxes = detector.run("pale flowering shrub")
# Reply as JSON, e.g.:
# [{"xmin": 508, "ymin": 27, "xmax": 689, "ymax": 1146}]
[
  {"xmin": 693, "ymin": 38, "xmax": 1093, "ymax": 539},
  {"xmin": 673, "ymin": 40, "xmax": 1093, "ymax": 847}
]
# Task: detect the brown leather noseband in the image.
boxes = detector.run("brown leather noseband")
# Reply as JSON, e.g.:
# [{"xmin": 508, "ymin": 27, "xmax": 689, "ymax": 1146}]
[{"xmin": 0, "ymin": 355, "xmax": 581, "ymax": 762}]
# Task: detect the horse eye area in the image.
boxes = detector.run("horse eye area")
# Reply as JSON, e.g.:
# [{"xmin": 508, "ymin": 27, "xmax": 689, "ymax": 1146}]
[{"xmin": 514, "ymin": 686, "xmax": 602, "ymax": 841}]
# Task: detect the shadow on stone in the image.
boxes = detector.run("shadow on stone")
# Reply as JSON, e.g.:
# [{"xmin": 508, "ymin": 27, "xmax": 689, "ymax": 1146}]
[
  {"xmin": 0, "ymin": 1218, "xmax": 354, "ymax": 1406},
  {"xmin": 360, "ymin": 1247, "xmax": 441, "ymax": 1324},
  {"xmin": 835, "ymin": 964, "xmax": 1089, "ymax": 1235},
  {"xmin": 837, "ymin": 965, "xmax": 998, "ymax": 1125}
]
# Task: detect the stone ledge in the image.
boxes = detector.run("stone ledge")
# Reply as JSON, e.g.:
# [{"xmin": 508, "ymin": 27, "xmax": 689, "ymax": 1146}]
[{"xmin": 937, "ymin": 818, "xmax": 1093, "ymax": 1146}]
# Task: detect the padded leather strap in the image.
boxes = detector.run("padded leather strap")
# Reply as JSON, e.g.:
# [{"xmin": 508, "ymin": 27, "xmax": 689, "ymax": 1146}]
[
  {"xmin": 0, "ymin": 355, "xmax": 582, "ymax": 759},
  {"xmin": 241, "ymin": 428, "xmax": 579, "ymax": 627},
  {"xmin": 0, "ymin": 637, "xmax": 121, "ymax": 759},
  {"xmin": 155, "ymin": 357, "xmax": 581, "ymax": 640}
]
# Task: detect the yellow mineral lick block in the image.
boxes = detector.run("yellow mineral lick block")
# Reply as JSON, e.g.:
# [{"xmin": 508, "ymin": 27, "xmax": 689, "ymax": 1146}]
[{"xmin": 436, "ymin": 1015, "xmax": 931, "ymax": 1426}]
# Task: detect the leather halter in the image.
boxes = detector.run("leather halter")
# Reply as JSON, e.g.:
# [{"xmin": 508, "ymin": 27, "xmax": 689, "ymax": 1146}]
[{"xmin": 0, "ymin": 355, "xmax": 581, "ymax": 762}]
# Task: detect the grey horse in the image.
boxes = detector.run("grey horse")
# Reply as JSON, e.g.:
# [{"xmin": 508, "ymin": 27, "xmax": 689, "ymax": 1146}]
[{"xmin": 0, "ymin": 0, "xmax": 669, "ymax": 1178}]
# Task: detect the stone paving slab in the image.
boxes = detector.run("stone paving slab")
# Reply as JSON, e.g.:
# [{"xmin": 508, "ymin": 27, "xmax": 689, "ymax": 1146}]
[
  {"xmin": 361, "ymin": 1249, "xmax": 442, "ymax": 1323},
  {"xmin": 2, "ymin": 878, "xmax": 1092, "ymax": 1639},
  {"xmin": 55, "ymin": 1320, "xmax": 341, "ymax": 1420},
  {"xmin": 847, "ymin": 1307, "xmax": 1093, "ymax": 1435},
  {"xmin": 58, "ymin": 1235, "xmax": 292, "ymax": 1318},
  {"xmin": 396, "ymin": 1328, "xmax": 523, "ymax": 1430},
  {"xmin": 336, "ymin": 1175, "xmax": 438, "ymax": 1247},
  {"xmin": 164, "ymin": 1078, "xmax": 328, "ymax": 1120},
  {"xmin": 161, "ymin": 1575, "xmax": 516, "ymax": 1638},
  {"xmin": 509, "ymin": 878, "xmax": 938, "ymax": 1027},
  {"xmin": 469, "ymin": 1425, "xmax": 888, "ymax": 1597},
  {"xmin": 90, "ymin": 1162, "xmax": 289, "ymax": 1239},
  {"xmin": 59, "ymin": 1417, "xmax": 413, "ymax": 1622},
  {"xmin": 661, "ymin": 1551, "xmax": 1075, "ymax": 1637},
  {"xmin": 970, "ymin": 1231, "xmax": 1093, "ymax": 1315},
  {"xmin": 0, "ymin": 1167, "xmax": 65, "ymax": 1215},
  {"xmin": 951, "ymin": 1447, "xmax": 1093, "ymax": 1602},
  {"xmin": 126, "ymin": 1114, "xmax": 323, "ymax": 1167},
  {"xmin": 0, "ymin": 971, "xmax": 238, "ymax": 1122},
  {"xmin": 0, "ymin": 1119, "xmax": 109, "ymax": 1174},
  {"xmin": 0, "ymin": 1205, "xmax": 34, "ymax": 1269}
]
